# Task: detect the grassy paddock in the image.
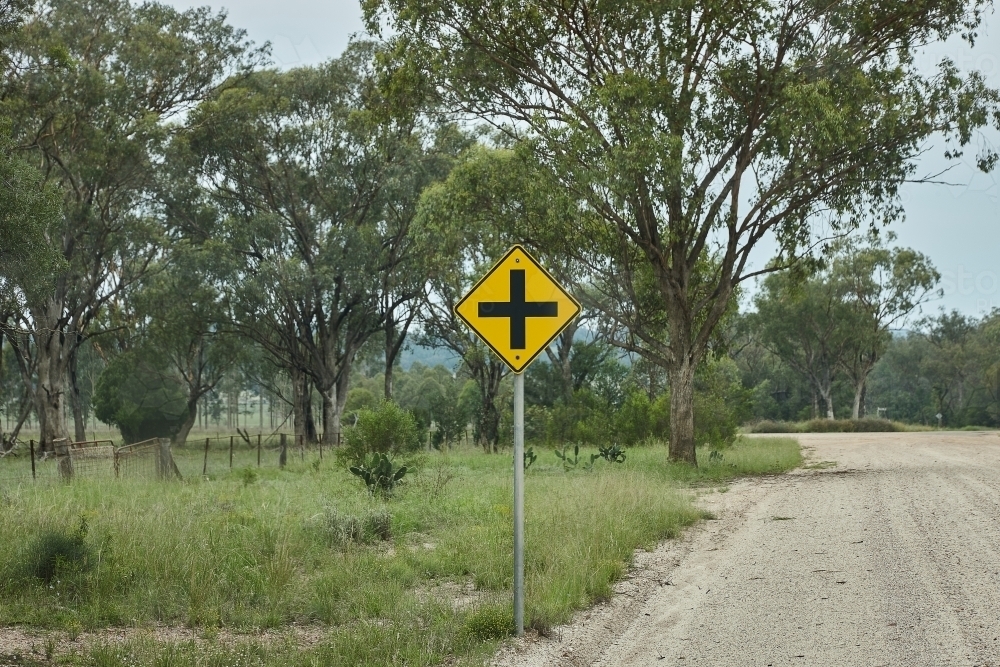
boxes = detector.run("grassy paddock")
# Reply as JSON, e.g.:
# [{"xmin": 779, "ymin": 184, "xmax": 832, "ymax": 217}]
[{"xmin": 0, "ymin": 436, "xmax": 800, "ymax": 666}]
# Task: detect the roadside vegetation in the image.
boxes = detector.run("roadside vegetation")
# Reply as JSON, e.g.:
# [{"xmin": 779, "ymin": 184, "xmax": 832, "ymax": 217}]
[{"xmin": 0, "ymin": 436, "xmax": 800, "ymax": 666}]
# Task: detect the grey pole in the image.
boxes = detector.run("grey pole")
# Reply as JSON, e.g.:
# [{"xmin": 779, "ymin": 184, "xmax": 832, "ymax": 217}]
[{"xmin": 513, "ymin": 371, "xmax": 525, "ymax": 636}]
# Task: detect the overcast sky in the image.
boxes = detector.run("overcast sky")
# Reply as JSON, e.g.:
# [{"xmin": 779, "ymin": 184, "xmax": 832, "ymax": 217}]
[{"xmin": 163, "ymin": 0, "xmax": 1000, "ymax": 320}]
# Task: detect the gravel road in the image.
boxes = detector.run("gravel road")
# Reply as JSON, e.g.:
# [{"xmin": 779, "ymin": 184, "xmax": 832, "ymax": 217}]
[{"xmin": 494, "ymin": 432, "xmax": 1000, "ymax": 667}]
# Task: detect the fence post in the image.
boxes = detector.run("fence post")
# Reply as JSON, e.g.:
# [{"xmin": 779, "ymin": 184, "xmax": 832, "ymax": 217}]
[
  {"xmin": 279, "ymin": 434, "xmax": 287, "ymax": 468},
  {"xmin": 229, "ymin": 436, "xmax": 234, "ymax": 468},
  {"xmin": 257, "ymin": 434, "xmax": 262, "ymax": 467},
  {"xmin": 157, "ymin": 438, "xmax": 172, "ymax": 480},
  {"xmin": 300, "ymin": 434, "xmax": 304, "ymax": 463},
  {"xmin": 29, "ymin": 439, "xmax": 36, "ymax": 481},
  {"xmin": 203, "ymin": 438, "xmax": 209, "ymax": 476},
  {"xmin": 319, "ymin": 436, "xmax": 323, "ymax": 461}
]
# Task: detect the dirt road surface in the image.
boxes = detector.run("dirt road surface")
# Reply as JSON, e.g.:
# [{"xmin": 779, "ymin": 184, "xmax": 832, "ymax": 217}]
[{"xmin": 493, "ymin": 432, "xmax": 1000, "ymax": 667}]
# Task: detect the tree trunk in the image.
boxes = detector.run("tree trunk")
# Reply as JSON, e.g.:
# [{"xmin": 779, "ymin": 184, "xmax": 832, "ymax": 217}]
[
  {"xmin": 851, "ymin": 381, "xmax": 864, "ymax": 420},
  {"xmin": 32, "ymin": 304, "xmax": 70, "ymax": 460},
  {"xmin": 68, "ymin": 341, "xmax": 86, "ymax": 442},
  {"xmin": 173, "ymin": 395, "xmax": 199, "ymax": 447},
  {"xmin": 667, "ymin": 359, "xmax": 697, "ymax": 465},
  {"xmin": 384, "ymin": 365, "xmax": 394, "ymax": 402},
  {"xmin": 821, "ymin": 389, "xmax": 834, "ymax": 420},
  {"xmin": 291, "ymin": 367, "xmax": 316, "ymax": 444}
]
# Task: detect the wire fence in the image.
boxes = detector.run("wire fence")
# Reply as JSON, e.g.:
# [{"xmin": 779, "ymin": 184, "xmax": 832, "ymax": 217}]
[
  {"xmin": 0, "ymin": 432, "xmax": 338, "ymax": 487},
  {"xmin": 180, "ymin": 433, "xmax": 334, "ymax": 478}
]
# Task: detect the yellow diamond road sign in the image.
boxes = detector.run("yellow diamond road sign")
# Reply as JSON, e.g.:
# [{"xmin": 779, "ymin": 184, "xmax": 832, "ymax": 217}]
[{"xmin": 455, "ymin": 245, "xmax": 581, "ymax": 374}]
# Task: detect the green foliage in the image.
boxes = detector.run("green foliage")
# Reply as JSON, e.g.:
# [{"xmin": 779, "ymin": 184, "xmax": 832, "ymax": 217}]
[
  {"xmin": 349, "ymin": 453, "xmax": 409, "ymax": 496},
  {"xmin": 26, "ymin": 516, "xmax": 91, "ymax": 584},
  {"xmin": 614, "ymin": 391, "xmax": 652, "ymax": 446},
  {"xmin": 345, "ymin": 388, "xmax": 378, "ymax": 415},
  {"xmin": 553, "ymin": 444, "xmax": 582, "ymax": 470},
  {"xmin": 237, "ymin": 467, "xmax": 258, "ymax": 487},
  {"xmin": 92, "ymin": 352, "xmax": 188, "ymax": 444},
  {"xmin": 341, "ymin": 400, "xmax": 421, "ymax": 465},
  {"xmin": 749, "ymin": 419, "xmax": 903, "ymax": 433},
  {"xmin": 597, "ymin": 443, "xmax": 627, "ymax": 464},
  {"xmin": 544, "ymin": 390, "xmax": 608, "ymax": 446},
  {"xmin": 322, "ymin": 507, "xmax": 393, "ymax": 546},
  {"xmin": 748, "ymin": 420, "xmax": 799, "ymax": 434},
  {"xmin": 0, "ymin": 127, "xmax": 63, "ymax": 309},
  {"xmin": 463, "ymin": 604, "xmax": 514, "ymax": 640},
  {"xmin": 523, "ymin": 446, "xmax": 537, "ymax": 470}
]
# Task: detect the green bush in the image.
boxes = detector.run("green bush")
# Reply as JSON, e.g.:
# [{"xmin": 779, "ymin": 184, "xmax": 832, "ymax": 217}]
[
  {"xmin": 614, "ymin": 391, "xmax": 652, "ymax": 445},
  {"xmin": 849, "ymin": 418, "xmax": 902, "ymax": 432},
  {"xmin": 463, "ymin": 603, "xmax": 514, "ymax": 640},
  {"xmin": 749, "ymin": 418, "xmax": 905, "ymax": 433},
  {"xmin": 545, "ymin": 389, "xmax": 608, "ymax": 446},
  {"xmin": 341, "ymin": 400, "xmax": 421, "ymax": 465},
  {"xmin": 93, "ymin": 352, "xmax": 188, "ymax": 444},
  {"xmin": 322, "ymin": 507, "xmax": 392, "ymax": 546},
  {"xmin": 749, "ymin": 420, "xmax": 799, "ymax": 433}
]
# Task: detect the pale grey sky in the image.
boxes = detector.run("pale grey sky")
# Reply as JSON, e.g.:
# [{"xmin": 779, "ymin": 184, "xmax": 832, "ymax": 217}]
[{"xmin": 164, "ymin": 0, "xmax": 1000, "ymax": 319}]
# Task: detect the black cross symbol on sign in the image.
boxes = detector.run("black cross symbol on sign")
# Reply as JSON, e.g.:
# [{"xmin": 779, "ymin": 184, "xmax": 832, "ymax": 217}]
[{"xmin": 479, "ymin": 269, "xmax": 558, "ymax": 349}]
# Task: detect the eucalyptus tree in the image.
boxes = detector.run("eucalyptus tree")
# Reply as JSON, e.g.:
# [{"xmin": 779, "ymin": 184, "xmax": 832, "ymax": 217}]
[
  {"xmin": 831, "ymin": 235, "xmax": 939, "ymax": 418},
  {"xmin": 367, "ymin": 0, "xmax": 1000, "ymax": 463},
  {"xmin": 128, "ymin": 250, "xmax": 241, "ymax": 446},
  {"xmin": 0, "ymin": 0, "xmax": 259, "ymax": 452},
  {"xmin": 753, "ymin": 267, "xmax": 852, "ymax": 419},
  {"xmin": 188, "ymin": 41, "xmax": 455, "ymax": 445}
]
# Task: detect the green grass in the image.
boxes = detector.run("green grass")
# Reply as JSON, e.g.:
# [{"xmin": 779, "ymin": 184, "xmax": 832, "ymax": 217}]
[{"xmin": 0, "ymin": 436, "xmax": 800, "ymax": 666}]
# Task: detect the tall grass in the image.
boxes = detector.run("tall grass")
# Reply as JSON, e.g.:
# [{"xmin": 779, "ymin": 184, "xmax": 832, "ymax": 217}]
[{"xmin": 0, "ymin": 436, "xmax": 800, "ymax": 665}]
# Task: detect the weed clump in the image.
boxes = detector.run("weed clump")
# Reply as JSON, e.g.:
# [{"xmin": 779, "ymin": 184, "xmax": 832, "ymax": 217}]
[
  {"xmin": 463, "ymin": 603, "xmax": 514, "ymax": 640},
  {"xmin": 27, "ymin": 516, "xmax": 91, "ymax": 583},
  {"xmin": 237, "ymin": 467, "xmax": 258, "ymax": 486},
  {"xmin": 322, "ymin": 507, "xmax": 392, "ymax": 547}
]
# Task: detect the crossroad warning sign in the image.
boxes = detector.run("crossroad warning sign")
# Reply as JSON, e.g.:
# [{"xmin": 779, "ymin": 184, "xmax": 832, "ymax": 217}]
[{"xmin": 455, "ymin": 245, "xmax": 581, "ymax": 373}]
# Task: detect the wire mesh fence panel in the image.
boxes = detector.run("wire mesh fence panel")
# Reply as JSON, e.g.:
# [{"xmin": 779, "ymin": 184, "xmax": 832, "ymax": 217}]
[
  {"xmin": 115, "ymin": 440, "xmax": 161, "ymax": 479},
  {"xmin": 67, "ymin": 442, "xmax": 116, "ymax": 480}
]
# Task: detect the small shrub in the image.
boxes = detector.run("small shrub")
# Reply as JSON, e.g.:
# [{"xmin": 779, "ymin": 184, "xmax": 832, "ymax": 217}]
[
  {"xmin": 614, "ymin": 391, "xmax": 652, "ymax": 445},
  {"xmin": 596, "ymin": 443, "xmax": 627, "ymax": 463},
  {"xmin": 464, "ymin": 603, "xmax": 514, "ymax": 640},
  {"xmin": 798, "ymin": 418, "xmax": 902, "ymax": 433},
  {"xmin": 341, "ymin": 400, "xmax": 420, "ymax": 466},
  {"xmin": 749, "ymin": 420, "xmax": 799, "ymax": 433},
  {"xmin": 850, "ymin": 418, "xmax": 902, "ymax": 432},
  {"xmin": 322, "ymin": 507, "xmax": 392, "ymax": 546},
  {"xmin": 554, "ymin": 444, "xmax": 582, "ymax": 470},
  {"xmin": 28, "ymin": 516, "xmax": 91, "ymax": 583},
  {"xmin": 523, "ymin": 446, "xmax": 537, "ymax": 470},
  {"xmin": 237, "ymin": 467, "xmax": 258, "ymax": 486},
  {"xmin": 349, "ymin": 453, "xmax": 408, "ymax": 496}
]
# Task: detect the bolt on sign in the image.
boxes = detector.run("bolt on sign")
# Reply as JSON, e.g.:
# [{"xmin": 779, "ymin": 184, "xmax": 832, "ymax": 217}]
[{"xmin": 454, "ymin": 245, "xmax": 581, "ymax": 373}]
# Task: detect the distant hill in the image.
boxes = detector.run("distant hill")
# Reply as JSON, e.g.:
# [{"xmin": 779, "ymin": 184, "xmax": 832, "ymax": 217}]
[
  {"xmin": 400, "ymin": 344, "xmax": 461, "ymax": 371},
  {"xmin": 400, "ymin": 326, "xmax": 622, "ymax": 372}
]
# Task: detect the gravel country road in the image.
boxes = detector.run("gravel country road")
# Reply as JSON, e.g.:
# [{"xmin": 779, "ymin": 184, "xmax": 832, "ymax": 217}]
[{"xmin": 493, "ymin": 432, "xmax": 1000, "ymax": 667}]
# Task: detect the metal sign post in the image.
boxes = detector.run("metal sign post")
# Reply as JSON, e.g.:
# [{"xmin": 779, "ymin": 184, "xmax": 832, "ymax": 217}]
[
  {"xmin": 513, "ymin": 371, "xmax": 525, "ymax": 635},
  {"xmin": 453, "ymin": 244, "xmax": 580, "ymax": 637}
]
